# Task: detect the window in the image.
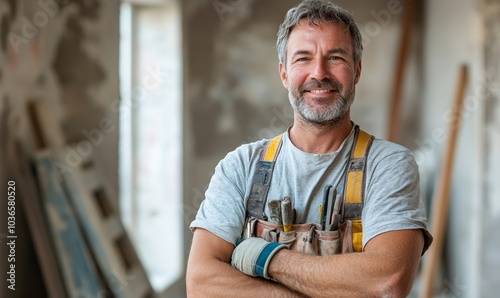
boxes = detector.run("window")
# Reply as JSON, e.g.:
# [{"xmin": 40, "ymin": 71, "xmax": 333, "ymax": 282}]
[{"xmin": 119, "ymin": 0, "xmax": 182, "ymax": 292}]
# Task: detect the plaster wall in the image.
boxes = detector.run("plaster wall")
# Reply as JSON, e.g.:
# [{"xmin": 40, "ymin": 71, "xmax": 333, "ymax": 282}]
[
  {"xmin": 421, "ymin": 0, "xmax": 500, "ymax": 296},
  {"xmin": 0, "ymin": 0, "xmax": 119, "ymax": 297}
]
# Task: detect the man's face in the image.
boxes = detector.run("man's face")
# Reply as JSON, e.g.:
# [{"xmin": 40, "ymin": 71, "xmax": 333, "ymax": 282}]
[{"xmin": 279, "ymin": 20, "xmax": 361, "ymax": 125}]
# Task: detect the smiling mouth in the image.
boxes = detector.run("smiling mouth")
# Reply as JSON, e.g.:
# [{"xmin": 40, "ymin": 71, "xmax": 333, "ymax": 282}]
[
  {"xmin": 300, "ymin": 79, "xmax": 342, "ymax": 95},
  {"xmin": 308, "ymin": 89, "xmax": 334, "ymax": 94},
  {"xmin": 304, "ymin": 89, "xmax": 340, "ymax": 95}
]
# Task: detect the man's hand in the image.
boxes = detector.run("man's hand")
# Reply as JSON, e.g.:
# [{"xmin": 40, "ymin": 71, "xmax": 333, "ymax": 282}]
[{"xmin": 231, "ymin": 237, "xmax": 287, "ymax": 279}]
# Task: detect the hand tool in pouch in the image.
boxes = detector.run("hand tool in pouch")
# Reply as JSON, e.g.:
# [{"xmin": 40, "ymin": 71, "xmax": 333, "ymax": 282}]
[
  {"xmin": 328, "ymin": 194, "xmax": 343, "ymax": 231},
  {"xmin": 321, "ymin": 185, "xmax": 331, "ymax": 229},
  {"xmin": 281, "ymin": 197, "xmax": 293, "ymax": 232},
  {"xmin": 268, "ymin": 199, "xmax": 282, "ymax": 224},
  {"xmin": 325, "ymin": 188, "xmax": 336, "ymax": 231}
]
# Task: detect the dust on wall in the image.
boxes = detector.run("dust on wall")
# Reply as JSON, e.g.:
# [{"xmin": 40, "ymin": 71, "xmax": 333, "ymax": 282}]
[
  {"xmin": 0, "ymin": 0, "xmax": 119, "ymax": 296},
  {"xmin": 0, "ymin": 0, "xmax": 119, "ymax": 188},
  {"xmin": 482, "ymin": 0, "xmax": 500, "ymax": 295}
]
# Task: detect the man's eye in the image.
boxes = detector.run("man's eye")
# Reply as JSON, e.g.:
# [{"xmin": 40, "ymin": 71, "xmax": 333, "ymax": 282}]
[
  {"xmin": 330, "ymin": 56, "xmax": 341, "ymax": 61},
  {"xmin": 297, "ymin": 57, "xmax": 309, "ymax": 62}
]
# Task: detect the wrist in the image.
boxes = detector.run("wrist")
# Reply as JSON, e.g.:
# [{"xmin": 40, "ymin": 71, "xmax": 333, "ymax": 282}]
[
  {"xmin": 267, "ymin": 246, "xmax": 289, "ymax": 280},
  {"xmin": 255, "ymin": 242, "xmax": 286, "ymax": 278}
]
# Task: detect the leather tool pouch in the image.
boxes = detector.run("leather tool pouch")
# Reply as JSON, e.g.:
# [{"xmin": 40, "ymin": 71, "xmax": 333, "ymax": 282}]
[{"xmin": 247, "ymin": 217, "xmax": 355, "ymax": 256}]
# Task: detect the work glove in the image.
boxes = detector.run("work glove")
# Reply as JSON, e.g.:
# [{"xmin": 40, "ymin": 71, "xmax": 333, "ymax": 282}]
[{"xmin": 231, "ymin": 237, "xmax": 286, "ymax": 279}]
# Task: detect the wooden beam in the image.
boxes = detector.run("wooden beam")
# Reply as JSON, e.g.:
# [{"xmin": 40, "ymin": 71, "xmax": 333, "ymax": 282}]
[{"xmin": 387, "ymin": 0, "xmax": 417, "ymax": 142}]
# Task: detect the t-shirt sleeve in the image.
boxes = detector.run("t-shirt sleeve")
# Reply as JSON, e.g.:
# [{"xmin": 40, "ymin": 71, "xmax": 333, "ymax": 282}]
[
  {"xmin": 362, "ymin": 145, "xmax": 432, "ymax": 253},
  {"xmin": 189, "ymin": 145, "xmax": 257, "ymax": 246}
]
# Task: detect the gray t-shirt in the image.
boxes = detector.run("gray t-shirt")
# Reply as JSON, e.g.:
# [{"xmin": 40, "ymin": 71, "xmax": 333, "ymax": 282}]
[{"xmin": 190, "ymin": 126, "xmax": 430, "ymax": 250}]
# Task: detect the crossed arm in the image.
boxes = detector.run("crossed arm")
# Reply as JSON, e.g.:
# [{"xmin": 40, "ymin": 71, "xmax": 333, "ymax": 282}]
[
  {"xmin": 186, "ymin": 227, "xmax": 424, "ymax": 298},
  {"xmin": 186, "ymin": 228, "xmax": 306, "ymax": 297}
]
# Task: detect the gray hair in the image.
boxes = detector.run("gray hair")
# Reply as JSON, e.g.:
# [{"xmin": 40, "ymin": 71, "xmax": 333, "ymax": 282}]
[{"xmin": 277, "ymin": 0, "xmax": 363, "ymax": 67}]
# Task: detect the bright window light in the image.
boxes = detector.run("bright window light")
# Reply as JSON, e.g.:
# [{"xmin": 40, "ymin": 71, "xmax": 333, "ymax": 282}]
[{"xmin": 119, "ymin": 0, "xmax": 183, "ymax": 292}]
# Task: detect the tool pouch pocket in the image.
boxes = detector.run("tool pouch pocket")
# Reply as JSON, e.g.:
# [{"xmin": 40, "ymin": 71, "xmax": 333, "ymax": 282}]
[{"xmin": 250, "ymin": 218, "xmax": 349, "ymax": 256}]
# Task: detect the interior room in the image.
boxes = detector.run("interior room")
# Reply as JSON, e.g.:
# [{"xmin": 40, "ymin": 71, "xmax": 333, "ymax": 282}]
[{"xmin": 0, "ymin": 0, "xmax": 499, "ymax": 297}]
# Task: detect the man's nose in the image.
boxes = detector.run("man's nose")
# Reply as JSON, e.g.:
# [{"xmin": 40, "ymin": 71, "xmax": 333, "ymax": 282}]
[{"xmin": 311, "ymin": 59, "xmax": 329, "ymax": 81}]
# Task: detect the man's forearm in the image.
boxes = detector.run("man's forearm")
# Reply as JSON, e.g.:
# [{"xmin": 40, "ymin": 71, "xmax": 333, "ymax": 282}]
[
  {"xmin": 186, "ymin": 228, "xmax": 304, "ymax": 298},
  {"xmin": 187, "ymin": 257, "xmax": 306, "ymax": 298},
  {"xmin": 268, "ymin": 249, "xmax": 392, "ymax": 297},
  {"xmin": 187, "ymin": 228, "xmax": 306, "ymax": 297},
  {"xmin": 267, "ymin": 230, "xmax": 424, "ymax": 298}
]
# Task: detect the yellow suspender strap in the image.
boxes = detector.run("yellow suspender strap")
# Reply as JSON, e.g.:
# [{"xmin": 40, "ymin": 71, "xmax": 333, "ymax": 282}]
[
  {"xmin": 246, "ymin": 134, "xmax": 284, "ymax": 219},
  {"xmin": 344, "ymin": 126, "xmax": 374, "ymax": 252},
  {"xmin": 261, "ymin": 134, "xmax": 284, "ymax": 162},
  {"xmin": 345, "ymin": 129, "xmax": 373, "ymax": 204}
]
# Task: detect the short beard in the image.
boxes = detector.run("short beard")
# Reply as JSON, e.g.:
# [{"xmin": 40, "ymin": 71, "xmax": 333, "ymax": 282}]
[{"xmin": 288, "ymin": 79, "xmax": 355, "ymax": 127}]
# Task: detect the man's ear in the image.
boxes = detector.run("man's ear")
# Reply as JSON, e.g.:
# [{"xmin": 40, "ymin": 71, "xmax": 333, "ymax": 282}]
[
  {"xmin": 354, "ymin": 60, "xmax": 362, "ymax": 85},
  {"xmin": 279, "ymin": 63, "xmax": 289, "ymax": 89}
]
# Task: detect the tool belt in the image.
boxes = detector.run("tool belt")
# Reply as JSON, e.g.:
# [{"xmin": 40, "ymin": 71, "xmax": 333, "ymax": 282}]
[
  {"xmin": 245, "ymin": 218, "xmax": 360, "ymax": 255},
  {"xmin": 242, "ymin": 125, "xmax": 373, "ymax": 256}
]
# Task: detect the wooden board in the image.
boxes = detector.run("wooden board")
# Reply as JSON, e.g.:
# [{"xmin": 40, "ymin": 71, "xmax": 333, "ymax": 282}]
[
  {"xmin": 26, "ymin": 99, "xmax": 155, "ymax": 298},
  {"xmin": 34, "ymin": 151, "xmax": 103, "ymax": 297},
  {"xmin": 8, "ymin": 131, "xmax": 67, "ymax": 296},
  {"xmin": 58, "ymin": 151, "xmax": 155, "ymax": 298}
]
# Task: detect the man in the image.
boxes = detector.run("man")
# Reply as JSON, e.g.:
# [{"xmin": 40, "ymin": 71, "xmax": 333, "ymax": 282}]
[{"xmin": 187, "ymin": 1, "xmax": 432, "ymax": 297}]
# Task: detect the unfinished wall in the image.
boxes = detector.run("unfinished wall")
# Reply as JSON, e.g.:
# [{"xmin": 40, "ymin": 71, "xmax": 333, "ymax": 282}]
[
  {"xmin": 481, "ymin": 0, "xmax": 500, "ymax": 295},
  {"xmin": 0, "ymin": 0, "xmax": 119, "ymax": 189},
  {"xmin": 0, "ymin": 0, "xmax": 119, "ymax": 296},
  {"xmin": 421, "ymin": 0, "xmax": 500, "ymax": 297},
  {"xmin": 421, "ymin": 2, "xmax": 476, "ymax": 297}
]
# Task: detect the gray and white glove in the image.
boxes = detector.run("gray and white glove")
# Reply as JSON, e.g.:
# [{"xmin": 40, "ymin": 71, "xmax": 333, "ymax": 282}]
[{"xmin": 231, "ymin": 237, "xmax": 286, "ymax": 279}]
